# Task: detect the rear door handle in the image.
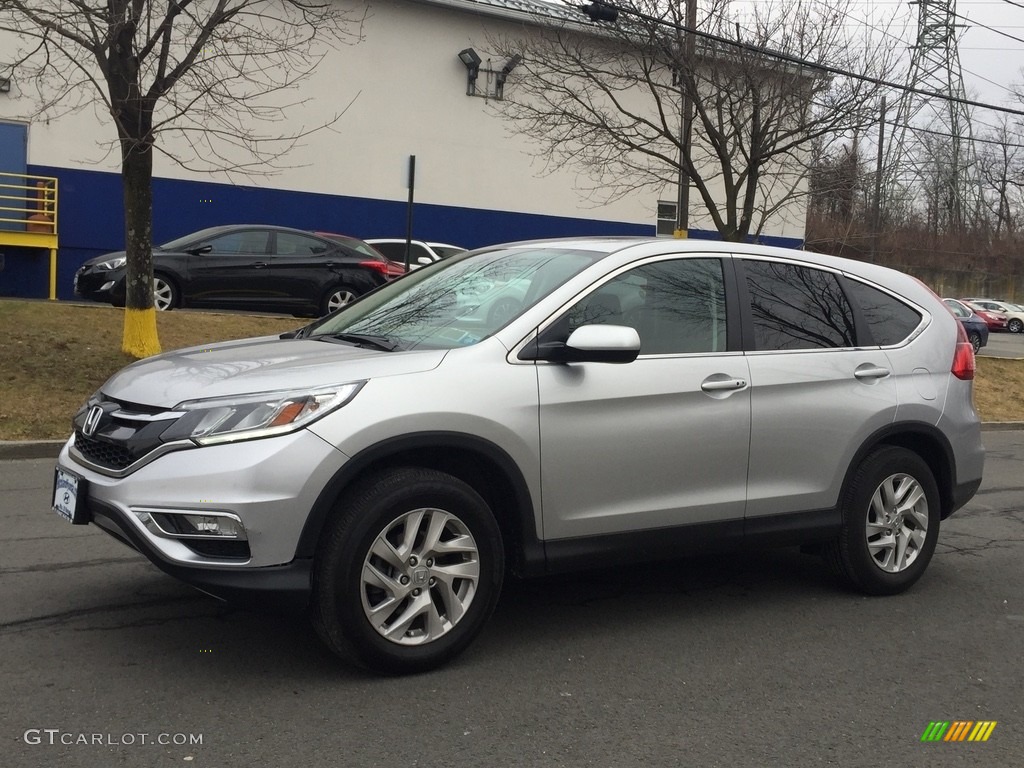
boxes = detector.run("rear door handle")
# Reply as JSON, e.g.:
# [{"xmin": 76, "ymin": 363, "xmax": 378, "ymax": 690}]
[
  {"xmin": 701, "ymin": 378, "xmax": 748, "ymax": 392},
  {"xmin": 854, "ymin": 365, "xmax": 891, "ymax": 380}
]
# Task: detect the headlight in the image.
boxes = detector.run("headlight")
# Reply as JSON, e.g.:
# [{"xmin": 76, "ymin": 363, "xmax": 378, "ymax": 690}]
[
  {"xmin": 95, "ymin": 256, "xmax": 127, "ymax": 270},
  {"xmin": 160, "ymin": 382, "xmax": 364, "ymax": 446}
]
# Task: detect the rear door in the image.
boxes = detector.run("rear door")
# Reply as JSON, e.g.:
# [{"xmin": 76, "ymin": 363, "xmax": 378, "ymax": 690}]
[
  {"xmin": 537, "ymin": 255, "xmax": 751, "ymax": 539},
  {"xmin": 739, "ymin": 259, "xmax": 899, "ymax": 519}
]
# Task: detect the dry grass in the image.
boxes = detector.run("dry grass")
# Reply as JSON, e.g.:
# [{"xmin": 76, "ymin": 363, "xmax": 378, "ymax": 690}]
[
  {"xmin": 0, "ymin": 300, "xmax": 296, "ymax": 440},
  {"xmin": 0, "ymin": 298, "xmax": 1020, "ymax": 440}
]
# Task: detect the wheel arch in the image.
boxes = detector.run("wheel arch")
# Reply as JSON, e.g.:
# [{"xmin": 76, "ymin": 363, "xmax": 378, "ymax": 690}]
[
  {"xmin": 841, "ymin": 423, "xmax": 957, "ymax": 520},
  {"xmin": 297, "ymin": 432, "xmax": 544, "ymax": 577}
]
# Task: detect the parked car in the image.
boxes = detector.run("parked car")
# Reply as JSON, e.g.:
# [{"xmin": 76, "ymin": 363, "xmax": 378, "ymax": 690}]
[
  {"xmin": 313, "ymin": 232, "xmax": 407, "ymax": 280},
  {"xmin": 365, "ymin": 238, "xmax": 467, "ymax": 268},
  {"xmin": 943, "ymin": 298, "xmax": 989, "ymax": 351},
  {"xmin": 963, "ymin": 298, "xmax": 1024, "ymax": 334},
  {"xmin": 54, "ymin": 238, "xmax": 984, "ymax": 674},
  {"xmin": 74, "ymin": 225, "xmax": 394, "ymax": 316},
  {"xmin": 961, "ymin": 300, "xmax": 1009, "ymax": 332}
]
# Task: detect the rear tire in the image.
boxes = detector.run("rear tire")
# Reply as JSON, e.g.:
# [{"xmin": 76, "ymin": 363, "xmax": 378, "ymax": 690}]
[
  {"xmin": 824, "ymin": 446, "xmax": 940, "ymax": 596},
  {"xmin": 320, "ymin": 284, "xmax": 360, "ymax": 315},
  {"xmin": 968, "ymin": 331, "xmax": 982, "ymax": 352},
  {"xmin": 311, "ymin": 467, "xmax": 504, "ymax": 674},
  {"xmin": 1009, "ymin": 318, "xmax": 1023, "ymax": 334}
]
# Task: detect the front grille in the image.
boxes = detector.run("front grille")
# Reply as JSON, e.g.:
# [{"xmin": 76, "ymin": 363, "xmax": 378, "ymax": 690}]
[
  {"xmin": 75, "ymin": 430, "xmax": 134, "ymax": 470},
  {"xmin": 71, "ymin": 397, "xmax": 183, "ymax": 473}
]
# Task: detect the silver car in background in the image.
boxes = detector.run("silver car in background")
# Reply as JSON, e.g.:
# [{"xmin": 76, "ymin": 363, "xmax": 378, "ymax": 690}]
[{"xmin": 53, "ymin": 238, "xmax": 984, "ymax": 673}]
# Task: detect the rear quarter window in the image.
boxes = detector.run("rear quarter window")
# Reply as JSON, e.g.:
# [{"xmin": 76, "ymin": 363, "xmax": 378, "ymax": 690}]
[{"xmin": 843, "ymin": 279, "xmax": 922, "ymax": 346}]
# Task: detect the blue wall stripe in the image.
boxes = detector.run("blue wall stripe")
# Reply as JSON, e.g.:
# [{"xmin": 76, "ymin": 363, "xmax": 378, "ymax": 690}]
[{"xmin": 0, "ymin": 164, "xmax": 802, "ymax": 300}]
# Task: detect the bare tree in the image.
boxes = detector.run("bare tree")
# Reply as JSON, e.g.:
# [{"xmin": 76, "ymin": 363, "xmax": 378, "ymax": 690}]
[
  {"xmin": 489, "ymin": 0, "xmax": 901, "ymax": 242},
  {"xmin": 977, "ymin": 116, "xmax": 1024, "ymax": 239},
  {"xmin": 0, "ymin": 0, "xmax": 363, "ymax": 356}
]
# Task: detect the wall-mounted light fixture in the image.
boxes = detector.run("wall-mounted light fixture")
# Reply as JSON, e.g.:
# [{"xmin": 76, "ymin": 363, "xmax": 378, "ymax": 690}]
[
  {"xmin": 457, "ymin": 50, "xmax": 523, "ymax": 100},
  {"xmin": 458, "ymin": 48, "xmax": 483, "ymax": 96},
  {"xmin": 0, "ymin": 77, "xmax": 11, "ymax": 94},
  {"xmin": 495, "ymin": 54, "xmax": 522, "ymax": 100}
]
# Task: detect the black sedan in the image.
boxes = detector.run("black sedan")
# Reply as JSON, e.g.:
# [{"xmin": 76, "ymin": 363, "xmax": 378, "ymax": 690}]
[{"xmin": 74, "ymin": 225, "xmax": 395, "ymax": 316}]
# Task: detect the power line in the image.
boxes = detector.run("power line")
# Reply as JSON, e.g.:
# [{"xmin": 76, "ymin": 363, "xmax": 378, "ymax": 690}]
[{"xmin": 554, "ymin": 1, "xmax": 1024, "ymax": 118}]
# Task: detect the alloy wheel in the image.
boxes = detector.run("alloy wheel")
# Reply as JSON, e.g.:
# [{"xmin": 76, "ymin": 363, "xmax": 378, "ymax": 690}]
[{"xmin": 864, "ymin": 473, "xmax": 929, "ymax": 573}]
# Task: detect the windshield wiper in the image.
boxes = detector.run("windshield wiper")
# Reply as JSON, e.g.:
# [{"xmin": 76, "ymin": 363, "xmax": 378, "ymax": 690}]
[{"xmin": 318, "ymin": 332, "xmax": 401, "ymax": 352}]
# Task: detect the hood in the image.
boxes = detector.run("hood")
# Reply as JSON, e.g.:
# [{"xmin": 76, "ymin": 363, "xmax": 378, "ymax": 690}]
[{"xmin": 101, "ymin": 335, "xmax": 447, "ymax": 406}]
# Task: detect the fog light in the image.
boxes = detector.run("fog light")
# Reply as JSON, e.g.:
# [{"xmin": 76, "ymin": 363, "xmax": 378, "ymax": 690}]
[
  {"xmin": 100, "ymin": 280, "xmax": 115, "ymax": 291},
  {"xmin": 134, "ymin": 508, "xmax": 248, "ymax": 540},
  {"xmin": 182, "ymin": 514, "xmax": 243, "ymax": 537}
]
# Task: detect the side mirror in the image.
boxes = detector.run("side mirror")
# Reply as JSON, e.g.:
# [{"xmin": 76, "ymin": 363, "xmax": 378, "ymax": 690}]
[
  {"xmin": 185, "ymin": 244, "xmax": 214, "ymax": 256},
  {"xmin": 520, "ymin": 324, "xmax": 641, "ymax": 364},
  {"xmin": 417, "ymin": 256, "xmax": 433, "ymax": 265}
]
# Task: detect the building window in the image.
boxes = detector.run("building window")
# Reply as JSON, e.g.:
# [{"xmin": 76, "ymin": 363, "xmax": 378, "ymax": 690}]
[{"xmin": 657, "ymin": 201, "xmax": 677, "ymax": 237}]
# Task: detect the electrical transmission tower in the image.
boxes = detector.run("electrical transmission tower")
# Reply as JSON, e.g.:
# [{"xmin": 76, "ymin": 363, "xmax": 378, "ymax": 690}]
[{"xmin": 882, "ymin": 0, "xmax": 980, "ymax": 233}]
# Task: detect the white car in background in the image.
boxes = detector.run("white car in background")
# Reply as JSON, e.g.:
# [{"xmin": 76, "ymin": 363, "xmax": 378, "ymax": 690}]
[{"xmin": 365, "ymin": 239, "xmax": 467, "ymax": 269}]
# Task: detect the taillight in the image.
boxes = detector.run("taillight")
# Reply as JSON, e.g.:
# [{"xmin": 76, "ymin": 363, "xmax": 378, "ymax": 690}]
[
  {"xmin": 951, "ymin": 320, "xmax": 975, "ymax": 380},
  {"xmin": 359, "ymin": 260, "xmax": 389, "ymax": 276}
]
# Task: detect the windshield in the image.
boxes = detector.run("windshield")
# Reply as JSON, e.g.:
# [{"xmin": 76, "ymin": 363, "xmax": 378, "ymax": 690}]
[{"xmin": 307, "ymin": 246, "xmax": 603, "ymax": 350}]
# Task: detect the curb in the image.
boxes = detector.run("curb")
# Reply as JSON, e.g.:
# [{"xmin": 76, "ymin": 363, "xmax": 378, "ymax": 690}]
[
  {"xmin": 3, "ymin": 423, "xmax": 1023, "ymax": 461},
  {"xmin": 0, "ymin": 441, "xmax": 66, "ymax": 461}
]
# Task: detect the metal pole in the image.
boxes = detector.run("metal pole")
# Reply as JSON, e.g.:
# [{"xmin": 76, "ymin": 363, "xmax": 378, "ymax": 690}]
[
  {"xmin": 675, "ymin": 0, "xmax": 697, "ymax": 239},
  {"xmin": 404, "ymin": 155, "xmax": 415, "ymax": 271}
]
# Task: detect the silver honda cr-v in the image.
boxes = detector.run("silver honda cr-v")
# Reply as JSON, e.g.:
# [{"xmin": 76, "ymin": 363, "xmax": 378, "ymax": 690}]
[{"xmin": 52, "ymin": 238, "xmax": 984, "ymax": 673}]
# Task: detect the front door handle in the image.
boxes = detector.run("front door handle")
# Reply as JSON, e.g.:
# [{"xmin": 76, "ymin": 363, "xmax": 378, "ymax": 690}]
[
  {"xmin": 251, "ymin": 261, "xmax": 269, "ymax": 269},
  {"xmin": 701, "ymin": 378, "xmax": 748, "ymax": 392}
]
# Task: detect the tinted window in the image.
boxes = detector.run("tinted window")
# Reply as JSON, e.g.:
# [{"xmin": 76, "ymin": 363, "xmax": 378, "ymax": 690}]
[
  {"xmin": 205, "ymin": 231, "xmax": 269, "ymax": 255},
  {"xmin": 743, "ymin": 260, "xmax": 855, "ymax": 350},
  {"xmin": 845, "ymin": 280, "xmax": 922, "ymax": 345},
  {"xmin": 943, "ymin": 299, "xmax": 970, "ymax": 318},
  {"xmin": 276, "ymin": 232, "xmax": 330, "ymax": 256},
  {"xmin": 563, "ymin": 258, "xmax": 727, "ymax": 354}
]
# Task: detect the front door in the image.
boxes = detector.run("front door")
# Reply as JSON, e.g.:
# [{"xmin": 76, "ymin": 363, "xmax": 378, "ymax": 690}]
[{"xmin": 537, "ymin": 256, "xmax": 750, "ymax": 540}]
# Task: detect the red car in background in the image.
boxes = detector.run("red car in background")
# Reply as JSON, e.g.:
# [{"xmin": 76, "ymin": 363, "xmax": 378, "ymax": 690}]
[{"xmin": 962, "ymin": 300, "xmax": 1009, "ymax": 332}]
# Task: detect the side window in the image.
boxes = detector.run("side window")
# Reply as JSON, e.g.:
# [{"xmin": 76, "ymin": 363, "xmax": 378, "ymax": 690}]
[
  {"xmin": 206, "ymin": 231, "xmax": 269, "ymax": 255},
  {"xmin": 558, "ymin": 258, "xmax": 727, "ymax": 354},
  {"xmin": 276, "ymin": 232, "xmax": 329, "ymax": 256},
  {"xmin": 944, "ymin": 300, "xmax": 969, "ymax": 319},
  {"xmin": 743, "ymin": 260, "xmax": 855, "ymax": 350},
  {"xmin": 373, "ymin": 243, "xmax": 404, "ymax": 261},
  {"xmin": 844, "ymin": 279, "xmax": 922, "ymax": 346}
]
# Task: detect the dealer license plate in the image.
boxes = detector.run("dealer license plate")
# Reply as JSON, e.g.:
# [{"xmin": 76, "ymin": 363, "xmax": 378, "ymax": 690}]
[{"xmin": 53, "ymin": 468, "xmax": 88, "ymax": 524}]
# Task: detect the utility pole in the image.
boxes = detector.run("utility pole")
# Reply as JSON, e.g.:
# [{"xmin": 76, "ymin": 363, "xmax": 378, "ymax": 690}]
[
  {"xmin": 873, "ymin": 97, "xmax": 886, "ymax": 261},
  {"xmin": 675, "ymin": 0, "xmax": 697, "ymax": 239}
]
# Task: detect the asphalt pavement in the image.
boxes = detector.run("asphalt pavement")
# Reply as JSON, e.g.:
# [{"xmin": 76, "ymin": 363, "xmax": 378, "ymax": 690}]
[{"xmin": 2, "ymin": 432, "xmax": 1023, "ymax": 767}]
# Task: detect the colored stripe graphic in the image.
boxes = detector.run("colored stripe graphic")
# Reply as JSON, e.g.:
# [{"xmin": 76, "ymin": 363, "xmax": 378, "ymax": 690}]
[
  {"xmin": 921, "ymin": 722, "xmax": 950, "ymax": 741},
  {"xmin": 921, "ymin": 721, "xmax": 996, "ymax": 742}
]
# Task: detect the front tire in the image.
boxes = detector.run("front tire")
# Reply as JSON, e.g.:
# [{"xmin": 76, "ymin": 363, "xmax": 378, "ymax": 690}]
[
  {"xmin": 1009, "ymin": 318, "xmax": 1023, "ymax": 334},
  {"xmin": 153, "ymin": 274, "xmax": 178, "ymax": 311},
  {"xmin": 968, "ymin": 331, "xmax": 982, "ymax": 352},
  {"xmin": 825, "ymin": 446, "xmax": 940, "ymax": 596},
  {"xmin": 312, "ymin": 467, "xmax": 504, "ymax": 674}
]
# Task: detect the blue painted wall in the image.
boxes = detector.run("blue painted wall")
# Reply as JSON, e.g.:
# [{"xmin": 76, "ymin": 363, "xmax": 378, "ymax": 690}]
[{"xmin": 0, "ymin": 164, "xmax": 802, "ymax": 300}]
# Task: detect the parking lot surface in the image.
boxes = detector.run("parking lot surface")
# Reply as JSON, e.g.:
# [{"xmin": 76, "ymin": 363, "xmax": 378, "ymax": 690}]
[{"xmin": 2, "ymin": 432, "xmax": 1023, "ymax": 767}]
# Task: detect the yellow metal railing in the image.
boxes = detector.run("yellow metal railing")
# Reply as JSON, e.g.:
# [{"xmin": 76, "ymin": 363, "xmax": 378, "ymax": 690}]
[{"xmin": 0, "ymin": 171, "xmax": 60, "ymax": 299}]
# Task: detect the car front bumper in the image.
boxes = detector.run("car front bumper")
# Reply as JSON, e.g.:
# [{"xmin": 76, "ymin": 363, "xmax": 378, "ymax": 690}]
[{"xmin": 54, "ymin": 429, "xmax": 349, "ymax": 606}]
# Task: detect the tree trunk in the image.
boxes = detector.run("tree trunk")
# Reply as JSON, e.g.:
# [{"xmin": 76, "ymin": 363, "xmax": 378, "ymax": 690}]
[{"xmin": 120, "ymin": 143, "xmax": 161, "ymax": 358}]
